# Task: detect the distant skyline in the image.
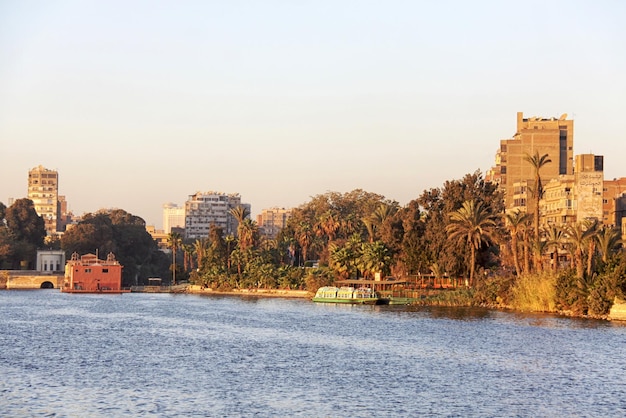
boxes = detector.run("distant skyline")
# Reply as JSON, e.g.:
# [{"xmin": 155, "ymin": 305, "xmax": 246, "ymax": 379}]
[{"xmin": 2, "ymin": 1, "xmax": 626, "ymax": 229}]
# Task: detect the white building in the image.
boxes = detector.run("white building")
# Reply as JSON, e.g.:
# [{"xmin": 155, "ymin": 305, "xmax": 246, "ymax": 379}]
[
  {"xmin": 36, "ymin": 250, "xmax": 66, "ymax": 273},
  {"xmin": 162, "ymin": 202, "xmax": 186, "ymax": 234},
  {"xmin": 184, "ymin": 191, "xmax": 251, "ymax": 240}
]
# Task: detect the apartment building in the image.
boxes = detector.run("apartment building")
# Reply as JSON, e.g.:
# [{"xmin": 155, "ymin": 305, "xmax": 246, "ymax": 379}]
[
  {"xmin": 257, "ymin": 207, "xmax": 292, "ymax": 239},
  {"xmin": 27, "ymin": 165, "xmax": 60, "ymax": 234},
  {"xmin": 488, "ymin": 112, "xmax": 574, "ymax": 213},
  {"xmin": 603, "ymin": 177, "xmax": 626, "ymax": 230},
  {"xmin": 184, "ymin": 191, "xmax": 250, "ymax": 240},
  {"xmin": 540, "ymin": 154, "xmax": 604, "ymax": 226}
]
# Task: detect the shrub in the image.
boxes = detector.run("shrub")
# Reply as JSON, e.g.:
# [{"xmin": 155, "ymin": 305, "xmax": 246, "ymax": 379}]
[{"xmin": 510, "ymin": 272, "xmax": 557, "ymax": 313}]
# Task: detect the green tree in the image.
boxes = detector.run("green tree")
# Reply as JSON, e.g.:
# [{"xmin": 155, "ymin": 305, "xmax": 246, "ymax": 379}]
[
  {"xmin": 167, "ymin": 232, "xmax": 183, "ymax": 285},
  {"xmin": 564, "ymin": 222, "xmax": 595, "ymax": 279},
  {"xmin": 596, "ymin": 226, "xmax": 622, "ymax": 264},
  {"xmin": 358, "ymin": 241, "xmax": 391, "ymax": 279},
  {"xmin": 5, "ymin": 198, "xmax": 46, "ymax": 268},
  {"xmin": 61, "ymin": 209, "xmax": 167, "ymax": 286},
  {"xmin": 524, "ymin": 151, "xmax": 551, "ymax": 242},
  {"xmin": 543, "ymin": 224, "xmax": 565, "ymax": 272},
  {"xmin": 504, "ymin": 209, "xmax": 531, "ymax": 276},
  {"xmin": 446, "ymin": 199, "xmax": 497, "ymax": 285}
]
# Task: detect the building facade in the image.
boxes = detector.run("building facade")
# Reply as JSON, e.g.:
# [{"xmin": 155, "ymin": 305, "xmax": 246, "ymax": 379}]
[
  {"xmin": 28, "ymin": 165, "xmax": 60, "ymax": 234},
  {"xmin": 36, "ymin": 250, "xmax": 66, "ymax": 273},
  {"xmin": 603, "ymin": 177, "xmax": 626, "ymax": 232},
  {"xmin": 184, "ymin": 191, "xmax": 250, "ymax": 240},
  {"xmin": 488, "ymin": 112, "xmax": 574, "ymax": 213},
  {"xmin": 540, "ymin": 154, "xmax": 604, "ymax": 226},
  {"xmin": 257, "ymin": 207, "xmax": 292, "ymax": 239},
  {"xmin": 162, "ymin": 202, "xmax": 186, "ymax": 234},
  {"xmin": 62, "ymin": 252, "xmax": 123, "ymax": 292}
]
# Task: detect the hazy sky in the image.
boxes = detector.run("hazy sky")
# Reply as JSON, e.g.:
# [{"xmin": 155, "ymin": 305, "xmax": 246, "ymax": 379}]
[{"xmin": 1, "ymin": 1, "xmax": 625, "ymax": 229}]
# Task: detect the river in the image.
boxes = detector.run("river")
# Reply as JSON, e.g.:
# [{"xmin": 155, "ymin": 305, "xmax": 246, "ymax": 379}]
[{"xmin": 1, "ymin": 290, "xmax": 625, "ymax": 417}]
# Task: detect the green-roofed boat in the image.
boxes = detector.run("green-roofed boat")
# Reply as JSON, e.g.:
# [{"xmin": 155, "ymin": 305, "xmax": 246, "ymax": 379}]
[{"xmin": 312, "ymin": 286, "xmax": 383, "ymax": 305}]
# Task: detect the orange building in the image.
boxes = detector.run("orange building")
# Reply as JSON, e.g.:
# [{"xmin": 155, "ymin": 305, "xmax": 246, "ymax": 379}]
[{"xmin": 62, "ymin": 252, "xmax": 126, "ymax": 293}]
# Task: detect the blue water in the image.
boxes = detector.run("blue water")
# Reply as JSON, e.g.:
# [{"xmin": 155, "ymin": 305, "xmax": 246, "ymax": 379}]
[{"xmin": 1, "ymin": 290, "xmax": 625, "ymax": 417}]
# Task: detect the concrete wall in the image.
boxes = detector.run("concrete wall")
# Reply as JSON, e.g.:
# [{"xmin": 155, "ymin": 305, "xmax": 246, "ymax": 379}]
[{"xmin": 2, "ymin": 271, "xmax": 63, "ymax": 289}]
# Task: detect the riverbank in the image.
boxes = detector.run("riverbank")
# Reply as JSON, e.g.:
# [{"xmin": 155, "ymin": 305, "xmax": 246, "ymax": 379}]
[{"xmin": 185, "ymin": 285, "xmax": 312, "ymax": 299}]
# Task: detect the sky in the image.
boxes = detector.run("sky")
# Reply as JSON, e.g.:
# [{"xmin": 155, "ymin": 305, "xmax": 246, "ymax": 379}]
[{"xmin": 1, "ymin": 1, "xmax": 625, "ymax": 229}]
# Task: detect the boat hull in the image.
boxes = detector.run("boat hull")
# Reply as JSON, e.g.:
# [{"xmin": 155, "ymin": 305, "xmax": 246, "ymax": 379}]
[{"xmin": 312, "ymin": 297, "xmax": 380, "ymax": 305}]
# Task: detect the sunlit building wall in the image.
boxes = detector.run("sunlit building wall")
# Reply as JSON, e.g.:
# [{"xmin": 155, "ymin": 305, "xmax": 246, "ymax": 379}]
[
  {"xmin": 257, "ymin": 207, "xmax": 292, "ymax": 239},
  {"xmin": 162, "ymin": 202, "xmax": 186, "ymax": 234},
  {"xmin": 490, "ymin": 112, "xmax": 574, "ymax": 213},
  {"xmin": 184, "ymin": 191, "xmax": 250, "ymax": 240},
  {"xmin": 27, "ymin": 165, "xmax": 60, "ymax": 234}
]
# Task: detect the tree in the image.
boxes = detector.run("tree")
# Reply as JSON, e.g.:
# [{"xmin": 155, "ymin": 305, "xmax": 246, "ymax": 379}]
[
  {"xmin": 4, "ymin": 199, "xmax": 46, "ymax": 268},
  {"xmin": 167, "ymin": 232, "xmax": 183, "ymax": 285},
  {"xmin": 596, "ymin": 226, "xmax": 622, "ymax": 264},
  {"xmin": 564, "ymin": 222, "xmax": 595, "ymax": 279},
  {"xmin": 504, "ymin": 209, "xmax": 531, "ymax": 276},
  {"xmin": 524, "ymin": 152, "xmax": 551, "ymax": 240},
  {"xmin": 358, "ymin": 241, "xmax": 391, "ymax": 279},
  {"xmin": 446, "ymin": 200, "xmax": 497, "ymax": 285},
  {"xmin": 61, "ymin": 209, "xmax": 167, "ymax": 286},
  {"xmin": 543, "ymin": 224, "xmax": 565, "ymax": 272}
]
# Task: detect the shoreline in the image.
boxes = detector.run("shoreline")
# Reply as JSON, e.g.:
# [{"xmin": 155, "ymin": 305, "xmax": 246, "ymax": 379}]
[{"xmin": 185, "ymin": 285, "xmax": 312, "ymax": 299}]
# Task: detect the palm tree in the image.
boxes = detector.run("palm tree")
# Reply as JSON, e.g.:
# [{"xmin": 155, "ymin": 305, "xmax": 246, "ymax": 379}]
[
  {"xmin": 596, "ymin": 226, "xmax": 622, "ymax": 263},
  {"xmin": 295, "ymin": 221, "xmax": 314, "ymax": 266},
  {"xmin": 504, "ymin": 209, "xmax": 531, "ymax": 276},
  {"xmin": 564, "ymin": 222, "xmax": 595, "ymax": 279},
  {"xmin": 358, "ymin": 241, "xmax": 391, "ymax": 279},
  {"xmin": 543, "ymin": 224, "xmax": 565, "ymax": 272},
  {"xmin": 362, "ymin": 217, "xmax": 376, "ymax": 243},
  {"xmin": 446, "ymin": 200, "xmax": 497, "ymax": 286},
  {"xmin": 181, "ymin": 243, "xmax": 194, "ymax": 272},
  {"xmin": 224, "ymin": 234, "xmax": 235, "ymax": 271},
  {"xmin": 167, "ymin": 232, "xmax": 182, "ymax": 285},
  {"xmin": 193, "ymin": 238, "xmax": 208, "ymax": 271},
  {"xmin": 230, "ymin": 205, "xmax": 250, "ymax": 237},
  {"xmin": 524, "ymin": 151, "xmax": 552, "ymax": 240},
  {"xmin": 583, "ymin": 219, "xmax": 599, "ymax": 278}
]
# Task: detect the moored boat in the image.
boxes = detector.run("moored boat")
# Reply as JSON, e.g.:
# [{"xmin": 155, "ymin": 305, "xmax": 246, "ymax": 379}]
[{"xmin": 312, "ymin": 286, "xmax": 382, "ymax": 305}]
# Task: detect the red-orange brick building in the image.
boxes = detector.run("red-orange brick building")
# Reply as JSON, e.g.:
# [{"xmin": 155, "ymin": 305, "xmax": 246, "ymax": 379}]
[{"xmin": 62, "ymin": 252, "xmax": 125, "ymax": 293}]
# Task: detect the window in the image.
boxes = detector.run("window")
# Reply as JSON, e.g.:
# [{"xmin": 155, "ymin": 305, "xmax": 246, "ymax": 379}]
[
  {"xmin": 85, "ymin": 268, "xmax": 92, "ymax": 273},
  {"xmin": 103, "ymin": 269, "xmax": 109, "ymax": 273}
]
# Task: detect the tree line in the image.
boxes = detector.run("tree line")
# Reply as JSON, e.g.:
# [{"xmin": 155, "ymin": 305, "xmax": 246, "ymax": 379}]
[{"xmin": 2, "ymin": 165, "xmax": 625, "ymax": 317}]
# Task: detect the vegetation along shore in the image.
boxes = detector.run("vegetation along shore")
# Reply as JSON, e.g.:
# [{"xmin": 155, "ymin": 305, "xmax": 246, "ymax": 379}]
[{"xmin": 2, "ymin": 170, "xmax": 625, "ymax": 320}]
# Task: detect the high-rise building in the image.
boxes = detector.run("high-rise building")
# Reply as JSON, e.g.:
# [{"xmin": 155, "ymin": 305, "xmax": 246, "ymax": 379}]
[
  {"xmin": 27, "ymin": 165, "xmax": 60, "ymax": 234},
  {"xmin": 489, "ymin": 112, "xmax": 574, "ymax": 212},
  {"xmin": 257, "ymin": 207, "xmax": 292, "ymax": 239},
  {"xmin": 184, "ymin": 191, "xmax": 250, "ymax": 240},
  {"xmin": 162, "ymin": 202, "xmax": 185, "ymax": 234}
]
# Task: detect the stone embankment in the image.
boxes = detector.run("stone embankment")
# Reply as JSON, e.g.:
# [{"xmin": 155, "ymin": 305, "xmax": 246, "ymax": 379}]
[
  {"xmin": 186, "ymin": 285, "xmax": 311, "ymax": 299},
  {"xmin": 608, "ymin": 298, "xmax": 626, "ymax": 321}
]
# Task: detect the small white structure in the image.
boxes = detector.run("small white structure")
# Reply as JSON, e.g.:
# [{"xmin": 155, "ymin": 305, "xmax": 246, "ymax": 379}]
[{"xmin": 37, "ymin": 250, "xmax": 66, "ymax": 273}]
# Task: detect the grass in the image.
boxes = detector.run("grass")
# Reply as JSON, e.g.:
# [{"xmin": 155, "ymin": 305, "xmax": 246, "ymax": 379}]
[{"xmin": 509, "ymin": 272, "xmax": 558, "ymax": 313}]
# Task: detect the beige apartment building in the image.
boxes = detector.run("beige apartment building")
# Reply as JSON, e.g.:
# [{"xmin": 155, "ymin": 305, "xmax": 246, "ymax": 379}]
[
  {"xmin": 540, "ymin": 154, "xmax": 604, "ymax": 226},
  {"xmin": 257, "ymin": 207, "xmax": 292, "ymax": 239},
  {"xmin": 27, "ymin": 165, "xmax": 60, "ymax": 234},
  {"xmin": 488, "ymin": 112, "xmax": 574, "ymax": 213},
  {"xmin": 184, "ymin": 191, "xmax": 250, "ymax": 240}
]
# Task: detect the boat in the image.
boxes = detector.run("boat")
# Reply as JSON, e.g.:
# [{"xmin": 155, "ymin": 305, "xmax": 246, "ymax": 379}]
[{"xmin": 312, "ymin": 286, "xmax": 383, "ymax": 305}]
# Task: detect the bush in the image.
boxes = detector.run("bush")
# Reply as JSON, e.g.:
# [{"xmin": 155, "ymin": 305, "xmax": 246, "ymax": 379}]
[
  {"xmin": 304, "ymin": 267, "xmax": 335, "ymax": 292},
  {"xmin": 510, "ymin": 272, "xmax": 557, "ymax": 313}
]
